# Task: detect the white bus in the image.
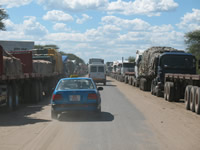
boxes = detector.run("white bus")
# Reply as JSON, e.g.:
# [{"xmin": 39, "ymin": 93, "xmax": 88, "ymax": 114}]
[{"xmin": 88, "ymin": 64, "xmax": 106, "ymax": 85}]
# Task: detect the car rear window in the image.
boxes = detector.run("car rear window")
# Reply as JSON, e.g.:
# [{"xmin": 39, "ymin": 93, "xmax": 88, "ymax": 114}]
[{"xmin": 57, "ymin": 79, "xmax": 95, "ymax": 90}]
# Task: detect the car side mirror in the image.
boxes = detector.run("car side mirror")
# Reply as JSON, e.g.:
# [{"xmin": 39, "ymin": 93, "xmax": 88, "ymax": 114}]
[{"xmin": 97, "ymin": 87, "xmax": 103, "ymax": 91}]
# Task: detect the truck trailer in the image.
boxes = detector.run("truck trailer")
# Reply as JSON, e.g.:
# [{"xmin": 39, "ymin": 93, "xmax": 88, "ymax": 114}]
[{"xmin": 0, "ymin": 45, "xmax": 64, "ymax": 111}]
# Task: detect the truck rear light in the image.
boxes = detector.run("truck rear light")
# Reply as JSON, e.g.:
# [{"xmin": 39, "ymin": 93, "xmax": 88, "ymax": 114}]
[
  {"xmin": 52, "ymin": 94, "xmax": 62, "ymax": 101},
  {"xmin": 88, "ymin": 93, "xmax": 97, "ymax": 100}
]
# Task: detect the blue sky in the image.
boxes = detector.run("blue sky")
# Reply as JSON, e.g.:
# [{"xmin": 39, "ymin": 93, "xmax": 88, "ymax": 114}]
[{"xmin": 1, "ymin": 0, "xmax": 200, "ymax": 63}]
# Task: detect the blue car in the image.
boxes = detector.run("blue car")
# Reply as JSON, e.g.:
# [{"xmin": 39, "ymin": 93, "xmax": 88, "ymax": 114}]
[{"xmin": 51, "ymin": 77, "xmax": 103, "ymax": 119}]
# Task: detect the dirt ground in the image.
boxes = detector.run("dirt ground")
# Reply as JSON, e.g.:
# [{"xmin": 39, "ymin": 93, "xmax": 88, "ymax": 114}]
[
  {"xmin": 0, "ymin": 77, "xmax": 200, "ymax": 150},
  {"xmin": 112, "ymin": 77, "xmax": 200, "ymax": 150}
]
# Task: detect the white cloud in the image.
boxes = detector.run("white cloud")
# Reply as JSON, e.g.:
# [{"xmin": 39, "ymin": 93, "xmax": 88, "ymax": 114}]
[
  {"xmin": 53, "ymin": 23, "xmax": 71, "ymax": 31},
  {"xmin": 0, "ymin": 0, "xmax": 32, "ymax": 8},
  {"xmin": 37, "ymin": 0, "xmax": 108, "ymax": 11},
  {"xmin": 76, "ymin": 14, "xmax": 92, "ymax": 24},
  {"xmin": 102, "ymin": 16, "xmax": 150, "ymax": 30},
  {"xmin": 43, "ymin": 10, "xmax": 73, "ymax": 22},
  {"xmin": 107, "ymin": 0, "xmax": 178, "ymax": 16},
  {"xmin": 45, "ymin": 32, "xmax": 86, "ymax": 42},
  {"xmin": 23, "ymin": 16, "xmax": 48, "ymax": 36},
  {"xmin": 150, "ymin": 24, "xmax": 174, "ymax": 32},
  {"xmin": 1, "ymin": 16, "xmax": 48, "ymax": 40},
  {"xmin": 177, "ymin": 9, "xmax": 200, "ymax": 31}
]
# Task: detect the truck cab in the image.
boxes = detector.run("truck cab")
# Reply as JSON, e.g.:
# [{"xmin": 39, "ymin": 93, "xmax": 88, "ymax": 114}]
[{"xmin": 152, "ymin": 52, "xmax": 196, "ymax": 96}]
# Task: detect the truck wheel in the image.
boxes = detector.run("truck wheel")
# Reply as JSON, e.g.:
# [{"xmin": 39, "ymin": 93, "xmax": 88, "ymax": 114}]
[
  {"xmin": 38, "ymin": 81, "xmax": 43, "ymax": 101},
  {"xmin": 184, "ymin": 85, "xmax": 192, "ymax": 110},
  {"xmin": 168, "ymin": 82, "xmax": 174, "ymax": 102},
  {"xmin": 12, "ymin": 83, "xmax": 19, "ymax": 109},
  {"xmin": 151, "ymin": 80, "xmax": 155, "ymax": 95},
  {"xmin": 164, "ymin": 82, "xmax": 168, "ymax": 100},
  {"xmin": 195, "ymin": 88, "xmax": 200, "ymax": 114},
  {"xmin": 132, "ymin": 80, "xmax": 136, "ymax": 86},
  {"xmin": 128, "ymin": 78, "xmax": 131, "ymax": 85},
  {"xmin": 155, "ymin": 86, "xmax": 162, "ymax": 97},
  {"xmin": 140, "ymin": 78, "xmax": 147, "ymax": 91},
  {"xmin": 189, "ymin": 86, "xmax": 198, "ymax": 112},
  {"xmin": 51, "ymin": 110, "xmax": 58, "ymax": 119},
  {"xmin": 7, "ymin": 85, "xmax": 14, "ymax": 111}
]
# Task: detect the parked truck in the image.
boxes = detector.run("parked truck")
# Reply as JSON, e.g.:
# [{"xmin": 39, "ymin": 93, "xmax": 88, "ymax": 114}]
[
  {"xmin": 110, "ymin": 60, "xmax": 135, "ymax": 83},
  {"xmin": 136, "ymin": 47, "xmax": 196, "ymax": 97},
  {"xmin": 111, "ymin": 46, "xmax": 200, "ymax": 115},
  {"xmin": 0, "ymin": 45, "xmax": 64, "ymax": 111}
]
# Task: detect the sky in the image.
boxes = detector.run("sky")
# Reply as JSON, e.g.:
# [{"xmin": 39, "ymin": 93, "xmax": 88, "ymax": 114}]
[{"xmin": 0, "ymin": 0, "xmax": 200, "ymax": 63}]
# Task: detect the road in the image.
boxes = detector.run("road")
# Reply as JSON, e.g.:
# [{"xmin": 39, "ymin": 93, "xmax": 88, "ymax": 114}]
[{"xmin": 0, "ymin": 77, "xmax": 200, "ymax": 150}]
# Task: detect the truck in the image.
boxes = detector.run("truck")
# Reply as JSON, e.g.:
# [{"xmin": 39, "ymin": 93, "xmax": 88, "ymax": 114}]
[
  {"xmin": 110, "ymin": 60, "xmax": 135, "ymax": 83},
  {"xmin": 110, "ymin": 46, "xmax": 200, "ymax": 115},
  {"xmin": 136, "ymin": 47, "xmax": 196, "ymax": 97},
  {"xmin": 0, "ymin": 45, "xmax": 64, "ymax": 111}
]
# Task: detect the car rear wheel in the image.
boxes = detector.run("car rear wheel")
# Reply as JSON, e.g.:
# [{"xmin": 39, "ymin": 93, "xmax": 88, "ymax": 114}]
[{"xmin": 95, "ymin": 106, "xmax": 101, "ymax": 113}]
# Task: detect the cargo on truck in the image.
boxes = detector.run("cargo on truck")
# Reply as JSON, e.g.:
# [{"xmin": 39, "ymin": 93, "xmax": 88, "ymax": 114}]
[{"xmin": 0, "ymin": 45, "xmax": 64, "ymax": 111}]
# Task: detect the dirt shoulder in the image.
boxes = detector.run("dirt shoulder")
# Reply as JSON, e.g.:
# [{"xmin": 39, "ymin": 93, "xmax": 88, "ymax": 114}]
[{"xmin": 109, "ymin": 77, "xmax": 200, "ymax": 150}]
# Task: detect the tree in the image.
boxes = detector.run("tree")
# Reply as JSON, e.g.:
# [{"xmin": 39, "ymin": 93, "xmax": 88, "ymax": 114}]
[
  {"xmin": 0, "ymin": 6, "xmax": 8, "ymax": 30},
  {"xmin": 185, "ymin": 30, "xmax": 200, "ymax": 59},
  {"xmin": 128, "ymin": 56, "xmax": 135, "ymax": 63}
]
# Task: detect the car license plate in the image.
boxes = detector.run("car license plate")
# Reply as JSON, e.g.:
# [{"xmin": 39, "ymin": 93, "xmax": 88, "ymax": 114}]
[{"xmin": 69, "ymin": 95, "xmax": 80, "ymax": 101}]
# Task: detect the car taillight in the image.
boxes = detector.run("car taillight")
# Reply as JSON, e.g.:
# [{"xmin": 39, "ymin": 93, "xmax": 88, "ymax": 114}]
[
  {"xmin": 52, "ymin": 94, "xmax": 62, "ymax": 101},
  {"xmin": 88, "ymin": 93, "xmax": 97, "ymax": 100}
]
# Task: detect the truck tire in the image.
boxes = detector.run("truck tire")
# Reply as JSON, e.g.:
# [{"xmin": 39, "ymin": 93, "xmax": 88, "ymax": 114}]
[
  {"xmin": 189, "ymin": 86, "xmax": 198, "ymax": 112},
  {"xmin": 164, "ymin": 82, "xmax": 168, "ymax": 100},
  {"xmin": 12, "ymin": 83, "xmax": 19, "ymax": 109},
  {"xmin": 155, "ymin": 86, "xmax": 162, "ymax": 97},
  {"xmin": 7, "ymin": 84, "xmax": 14, "ymax": 111},
  {"xmin": 151, "ymin": 80, "xmax": 156, "ymax": 95},
  {"xmin": 184, "ymin": 85, "xmax": 192, "ymax": 110},
  {"xmin": 168, "ymin": 82, "xmax": 174, "ymax": 102},
  {"xmin": 140, "ymin": 78, "xmax": 148, "ymax": 91},
  {"xmin": 195, "ymin": 88, "xmax": 200, "ymax": 114},
  {"xmin": 128, "ymin": 77, "xmax": 132, "ymax": 85},
  {"xmin": 38, "ymin": 81, "xmax": 43, "ymax": 101},
  {"xmin": 132, "ymin": 79, "xmax": 136, "ymax": 87},
  {"xmin": 125, "ymin": 76, "xmax": 128, "ymax": 84}
]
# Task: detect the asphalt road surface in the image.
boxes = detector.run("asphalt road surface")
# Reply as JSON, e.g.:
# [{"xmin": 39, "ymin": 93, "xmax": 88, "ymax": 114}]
[{"xmin": 0, "ymin": 77, "xmax": 200, "ymax": 150}]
